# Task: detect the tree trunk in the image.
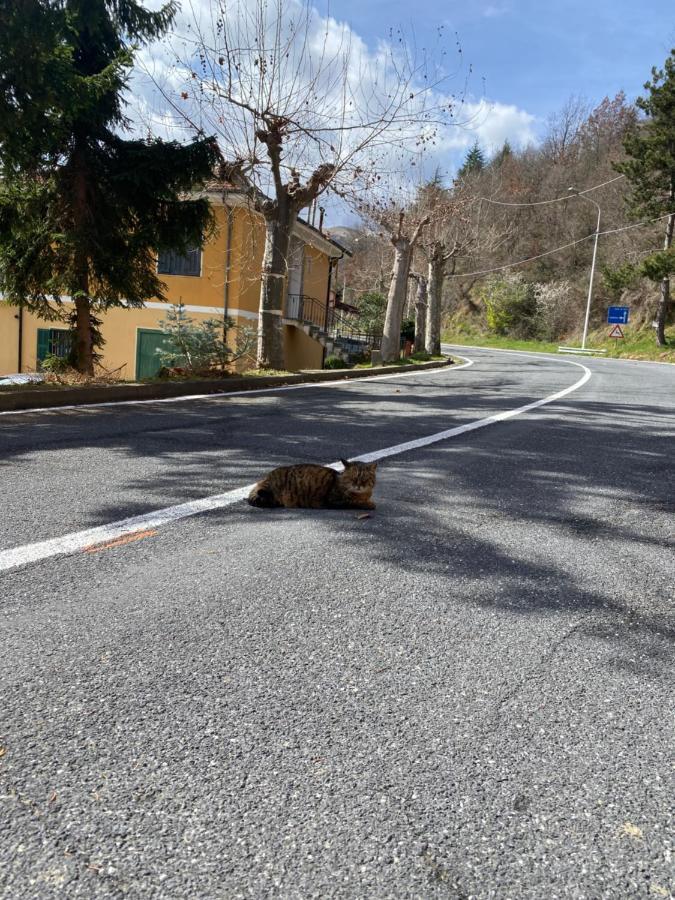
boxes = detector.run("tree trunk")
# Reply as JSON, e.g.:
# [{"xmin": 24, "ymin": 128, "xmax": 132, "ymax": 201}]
[
  {"xmin": 655, "ymin": 210, "xmax": 674, "ymax": 346},
  {"xmin": 71, "ymin": 144, "xmax": 95, "ymax": 375},
  {"xmin": 73, "ymin": 294, "xmax": 94, "ymax": 375},
  {"xmin": 257, "ymin": 203, "xmax": 293, "ymax": 369},
  {"xmin": 412, "ymin": 274, "xmax": 427, "ymax": 352},
  {"xmin": 381, "ymin": 238, "xmax": 412, "ymax": 362},
  {"xmin": 425, "ymin": 245, "xmax": 445, "ymax": 356}
]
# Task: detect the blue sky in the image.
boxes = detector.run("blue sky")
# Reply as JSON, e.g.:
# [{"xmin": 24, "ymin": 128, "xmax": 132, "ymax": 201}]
[{"xmin": 332, "ymin": 0, "xmax": 675, "ymax": 158}]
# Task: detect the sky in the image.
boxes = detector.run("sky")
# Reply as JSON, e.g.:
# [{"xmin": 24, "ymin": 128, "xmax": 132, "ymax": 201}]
[
  {"xmin": 326, "ymin": 0, "xmax": 675, "ymax": 159},
  {"xmin": 135, "ymin": 0, "xmax": 675, "ymax": 226}
]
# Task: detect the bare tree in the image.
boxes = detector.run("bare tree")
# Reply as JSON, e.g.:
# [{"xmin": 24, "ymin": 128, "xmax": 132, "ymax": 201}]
[
  {"xmin": 414, "ymin": 182, "xmax": 474, "ymax": 354},
  {"xmin": 376, "ymin": 211, "xmax": 430, "ymax": 360},
  {"xmin": 542, "ymin": 95, "xmax": 589, "ymax": 165},
  {"xmin": 163, "ymin": 0, "xmax": 462, "ymax": 368},
  {"xmin": 409, "ymin": 271, "xmax": 428, "ymax": 351}
]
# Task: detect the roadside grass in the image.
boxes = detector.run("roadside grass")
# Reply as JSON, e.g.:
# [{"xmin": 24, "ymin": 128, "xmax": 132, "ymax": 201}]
[{"xmin": 442, "ymin": 326, "xmax": 675, "ymax": 363}]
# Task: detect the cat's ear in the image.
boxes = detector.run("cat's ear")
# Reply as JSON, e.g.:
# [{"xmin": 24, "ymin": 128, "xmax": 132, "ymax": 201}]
[{"xmin": 340, "ymin": 458, "xmax": 351, "ymax": 469}]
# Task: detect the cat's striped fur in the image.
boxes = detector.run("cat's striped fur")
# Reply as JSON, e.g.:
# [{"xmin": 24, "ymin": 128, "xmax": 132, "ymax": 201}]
[{"xmin": 248, "ymin": 459, "xmax": 377, "ymax": 510}]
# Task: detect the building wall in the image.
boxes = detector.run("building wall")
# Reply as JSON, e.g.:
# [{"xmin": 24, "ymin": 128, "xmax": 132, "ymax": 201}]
[
  {"xmin": 284, "ymin": 325, "xmax": 324, "ymax": 372},
  {"xmin": 160, "ymin": 204, "xmax": 227, "ymax": 310},
  {"xmin": 0, "ymin": 203, "xmax": 337, "ymax": 378},
  {"xmin": 0, "ymin": 305, "xmax": 20, "ymax": 373},
  {"xmin": 229, "ymin": 207, "xmax": 265, "ymax": 319}
]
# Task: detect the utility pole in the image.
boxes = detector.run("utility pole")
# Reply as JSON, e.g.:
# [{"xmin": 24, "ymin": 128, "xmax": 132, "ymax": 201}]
[{"xmin": 558, "ymin": 188, "xmax": 605, "ymax": 355}]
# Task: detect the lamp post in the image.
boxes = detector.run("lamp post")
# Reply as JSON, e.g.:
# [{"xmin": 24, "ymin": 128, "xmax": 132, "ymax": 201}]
[{"xmin": 569, "ymin": 187, "xmax": 601, "ymax": 351}]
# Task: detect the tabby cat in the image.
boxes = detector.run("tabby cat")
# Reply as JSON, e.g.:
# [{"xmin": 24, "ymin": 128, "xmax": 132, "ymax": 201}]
[{"xmin": 248, "ymin": 459, "xmax": 377, "ymax": 510}]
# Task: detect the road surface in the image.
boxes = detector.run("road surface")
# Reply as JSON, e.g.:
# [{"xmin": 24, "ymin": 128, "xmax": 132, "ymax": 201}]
[{"xmin": 1, "ymin": 347, "xmax": 673, "ymax": 899}]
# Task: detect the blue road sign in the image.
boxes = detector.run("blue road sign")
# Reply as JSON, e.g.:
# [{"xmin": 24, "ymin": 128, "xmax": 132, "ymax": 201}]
[{"xmin": 607, "ymin": 306, "xmax": 629, "ymax": 325}]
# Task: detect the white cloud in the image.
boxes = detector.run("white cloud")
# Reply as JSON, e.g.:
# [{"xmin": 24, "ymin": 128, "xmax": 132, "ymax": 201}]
[
  {"xmin": 482, "ymin": 4, "xmax": 510, "ymax": 17},
  {"xmin": 127, "ymin": 2, "xmax": 540, "ymax": 219},
  {"xmin": 460, "ymin": 99, "xmax": 539, "ymax": 152}
]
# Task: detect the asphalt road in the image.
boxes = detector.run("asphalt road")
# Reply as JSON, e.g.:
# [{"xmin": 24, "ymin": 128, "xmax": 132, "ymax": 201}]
[{"xmin": 1, "ymin": 347, "xmax": 673, "ymax": 899}]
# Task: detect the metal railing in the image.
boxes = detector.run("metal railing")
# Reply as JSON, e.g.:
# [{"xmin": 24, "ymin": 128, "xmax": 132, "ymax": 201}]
[
  {"xmin": 284, "ymin": 293, "xmax": 382, "ymax": 352},
  {"xmin": 285, "ymin": 294, "xmax": 328, "ymax": 329},
  {"xmin": 327, "ymin": 308, "xmax": 381, "ymax": 350}
]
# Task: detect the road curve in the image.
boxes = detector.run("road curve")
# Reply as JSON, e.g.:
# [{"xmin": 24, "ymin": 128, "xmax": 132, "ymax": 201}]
[{"xmin": 1, "ymin": 347, "xmax": 673, "ymax": 899}]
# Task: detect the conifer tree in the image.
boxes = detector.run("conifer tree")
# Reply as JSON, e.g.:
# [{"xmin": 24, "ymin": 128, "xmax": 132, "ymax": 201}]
[
  {"xmin": 457, "ymin": 141, "xmax": 486, "ymax": 178},
  {"xmin": 0, "ymin": 0, "xmax": 221, "ymax": 373},
  {"xmin": 615, "ymin": 49, "xmax": 675, "ymax": 345},
  {"xmin": 492, "ymin": 140, "xmax": 513, "ymax": 167}
]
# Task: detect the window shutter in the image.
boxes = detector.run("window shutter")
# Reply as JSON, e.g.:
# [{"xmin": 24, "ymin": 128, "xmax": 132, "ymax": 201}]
[
  {"xmin": 36, "ymin": 329, "xmax": 50, "ymax": 364},
  {"xmin": 158, "ymin": 247, "xmax": 201, "ymax": 276}
]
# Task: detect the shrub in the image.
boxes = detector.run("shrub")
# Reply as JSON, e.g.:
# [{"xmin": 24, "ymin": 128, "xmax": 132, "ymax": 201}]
[
  {"xmin": 354, "ymin": 291, "xmax": 387, "ymax": 335},
  {"xmin": 477, "ymin": 273, "xmax": 538, "ymax": 338},
  {"xmin": 156, "ymin": 302, "xmax": 256, "ymax": 374},
  {"xmin": 40, "ymin": 353, "xmax": 71, "ymax": 374},
  {"xmin": 601, "ymin": 262, "xmax": 639, "ymax": 298},
  {"xmin": 533, "ymin": 280, "xmax": 576, "ymax": 341},
  {"xmin": 324, "ymin": 355, "xmax": 347, "ymax": 369}
]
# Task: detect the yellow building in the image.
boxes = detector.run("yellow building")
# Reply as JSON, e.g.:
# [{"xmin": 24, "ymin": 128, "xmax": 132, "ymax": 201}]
[{"xmin": 0, "ymin": 182, "xmax": 349, "ymax": 378}]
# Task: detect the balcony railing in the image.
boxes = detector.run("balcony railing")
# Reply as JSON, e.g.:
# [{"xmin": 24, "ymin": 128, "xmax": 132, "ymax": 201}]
[
  {"xmin": 285, "ymin": 293, "xmax": 381, "ymax": 351},
  {"xmin": 285, "ymin": 294, "xmax": 328, "ymax": 329}
]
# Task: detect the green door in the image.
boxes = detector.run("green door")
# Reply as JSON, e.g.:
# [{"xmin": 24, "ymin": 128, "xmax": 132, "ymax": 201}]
[{"xmin": 135, "ymin": 329, "xmax": 172, "ymax": 380}]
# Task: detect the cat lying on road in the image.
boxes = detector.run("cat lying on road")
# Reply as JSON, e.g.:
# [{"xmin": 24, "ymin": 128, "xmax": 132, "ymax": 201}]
[{"xmin": 248, "ymin": 459, "xmax": 377, "ymax": 510}]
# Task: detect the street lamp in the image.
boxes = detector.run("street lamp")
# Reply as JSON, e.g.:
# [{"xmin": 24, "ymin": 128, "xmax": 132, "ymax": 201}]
[{"xmin": 559, "ymin": 187, "xmax": 603, "ymax": 354}]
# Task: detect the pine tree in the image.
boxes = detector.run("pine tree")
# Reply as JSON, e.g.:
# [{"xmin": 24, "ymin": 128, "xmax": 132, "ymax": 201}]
[
  {"xmin": 457, "ymin": 141, "xmax": 486, "ymax": 179},
  {"xmin": 492, "ymin": 140, "xmax": 513, "ymax": 167},
  {"xmin": 0, "ymin": 0, "xmax": 221, "ymax": 373},
  {"xmin": 615, "ymin": 50, "xmax": 675, "ymax": 346}
]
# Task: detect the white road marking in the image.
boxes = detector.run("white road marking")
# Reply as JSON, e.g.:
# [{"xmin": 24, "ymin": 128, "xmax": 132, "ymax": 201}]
[
  {"xmin": 0, "ymin": 357, "xmax": 591, "ymax": 575},
  {"xmin": 0, "ymin": 358, "xmax": 474, "ymax": 418},
  {"xmin": 354, "ymin": 359, "xmax": 591, "ymax": 462},
  {"xmin": 443, "ymin": 342, "xmax": 675, "ymax": 367}
]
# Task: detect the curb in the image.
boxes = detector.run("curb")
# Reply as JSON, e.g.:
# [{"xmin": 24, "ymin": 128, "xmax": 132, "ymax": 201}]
[{"xmin": 0, "ymin": 358, "xmax": 455, "ymax": 413}]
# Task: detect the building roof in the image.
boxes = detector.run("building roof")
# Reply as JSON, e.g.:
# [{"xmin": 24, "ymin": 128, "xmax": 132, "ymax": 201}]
[{"xmin": 205, "ymin": 166, "xmax": 351, "ymax": 258}]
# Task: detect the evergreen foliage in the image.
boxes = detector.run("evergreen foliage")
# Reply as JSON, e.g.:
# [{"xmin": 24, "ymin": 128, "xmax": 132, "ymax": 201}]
[
  {"xmin": 615, "ymin": 49, "xmax": 675, "ymax": 344},
  {"xmin": 354, "ymin": 291, "xmax": 387, "ymax": 336},
  {"xmin": 615, "ymin": 51, "xmax": 675, "ymax": 219},
  {"xmin": 457, "ymin": 141, "xmax": 485, "ymax": 178},
  {"xmin": 492, "ymin": 140, "xmax": 513, "ymax": 167},
  {"xmin": 156, "ymin": 303, "xmax": 256, "ymax": 374},
  {"xmin": 639, "ymin": 247, "xmax": 675, "ymax": 282},
  {"xmin": 601, "ymin": 262, "xmax": 639, "ymax": 298},
  {"xmin": 0, "ymin": 0, "xmax": 221, "ymax": 373}
]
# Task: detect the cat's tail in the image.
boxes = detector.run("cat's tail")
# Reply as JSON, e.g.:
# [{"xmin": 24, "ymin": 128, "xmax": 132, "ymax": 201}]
[{"xmin": 247, "ymin": 485, "xmax": 277, "ymax": 508}]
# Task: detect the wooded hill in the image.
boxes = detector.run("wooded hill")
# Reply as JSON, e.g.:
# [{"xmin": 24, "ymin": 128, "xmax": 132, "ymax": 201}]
[{"xmin": 338, "ymin": 83, "xmax": 674, "ymax": 351}]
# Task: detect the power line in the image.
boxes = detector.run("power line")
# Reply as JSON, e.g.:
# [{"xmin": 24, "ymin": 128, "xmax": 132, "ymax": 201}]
[
  {"xmin": 447, "ymin": 209, "xmax": 675, "ymax": 279},
  {"xmin": 475, "ymin": 174, "xmax": 626, "ymax": 209}
]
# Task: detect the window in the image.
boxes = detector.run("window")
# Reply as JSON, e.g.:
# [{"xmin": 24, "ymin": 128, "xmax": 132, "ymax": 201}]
[
  {"xmin": 36, "ymin": 328, "xmax": 72, "ymax": 364},
  {"xmin": 157, "ymin": 247, "xmax": 201, "ymax": 277}
]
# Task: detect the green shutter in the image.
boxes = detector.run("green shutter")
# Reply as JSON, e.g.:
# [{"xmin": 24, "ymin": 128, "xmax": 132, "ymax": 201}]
[{"xmin": 36, "ymin": 329, "xmax": 51, "ymax": 364}]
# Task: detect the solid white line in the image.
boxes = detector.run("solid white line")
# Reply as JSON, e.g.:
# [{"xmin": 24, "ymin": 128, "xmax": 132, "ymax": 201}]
[
  {"xmin": 0, "ymin": 357, "xmax": 590, "ymax": 574},
  {"xmin": 442, "ymin": 342, "xmax": 675, "ymax": 368},
  {"xmin": 354, "ymin": 360, "xmax": 591, "ymax": 462},
  {"xmin": 0, "ymin": 358, "xmax": 474, "ymax": 418}
]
